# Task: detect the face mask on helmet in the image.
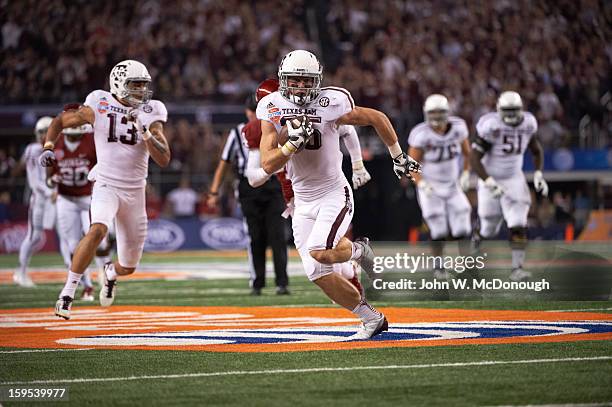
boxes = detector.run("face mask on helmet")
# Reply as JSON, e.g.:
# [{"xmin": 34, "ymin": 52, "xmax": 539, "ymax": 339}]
[
  {"xmin": 425, "ymin": 109, "xmax": 449, "ymax": 129},
  {"xmin": 423, "ymin": 94, "xmax": 449, "ymax": 129},
  {"xmin": 280, "ymin": 75, "xmax": 320, "ymax": 106},
  {"xmin": 124, "ymin": 80, "xmax": 153, "ymax": 107},
  {"xmin": 109, "ymin": 60, "xmax": 153, "ymax": 108},
  {"xmin": 497, "ymin": 91, "xmax": 524, "ymax": 126},
  {"xmin": 499, "ymin": 107, "xmax": 523, "ymax": 126},
  {"xmin": 278, "ymin": 50, "xmax": 322, "ymax": 106}
]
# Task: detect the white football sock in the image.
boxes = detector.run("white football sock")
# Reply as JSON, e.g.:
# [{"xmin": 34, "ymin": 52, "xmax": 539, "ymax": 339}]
[
  {"xmin": 352, "ymin": 300, "xmax": 382, "ymax": 323},
  {"xmin": 512, "ymin": 249, "xmax": 526, "ymax": 270},
  {"xmin": 60, "ymin": 271, "xmax": 82, "ymax": 299}
]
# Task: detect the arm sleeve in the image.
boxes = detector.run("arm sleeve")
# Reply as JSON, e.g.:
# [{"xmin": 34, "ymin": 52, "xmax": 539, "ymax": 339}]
[
  {"xmin": 339, "ymin": 125, "xmax": 363, "ymax": 163},
  {"xmin": 244, "ymin": 150, "xmax": 271, "ymax": 188}
]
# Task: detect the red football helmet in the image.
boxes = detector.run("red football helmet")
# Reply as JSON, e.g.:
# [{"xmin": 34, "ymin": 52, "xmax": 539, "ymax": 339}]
[{"xmin": 256, "ymin": 78, "xmax": 280, "ymax": 102}]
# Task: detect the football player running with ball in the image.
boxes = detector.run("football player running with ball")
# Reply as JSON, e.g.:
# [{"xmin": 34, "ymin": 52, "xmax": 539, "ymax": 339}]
[
  {"xmin": 471, "ymin": 91, "xmax": 548, "ymax": 282},
  {"xmin": 408, "ymin": 94, "xmax": 473, "ymax": 280},
  {"xmin": 258, "ymin": 50, "xmax": 421, "ymax": 340},
  {"xmin": 40, "ymin": 60, "xmax": 171, "ymax": 319}
]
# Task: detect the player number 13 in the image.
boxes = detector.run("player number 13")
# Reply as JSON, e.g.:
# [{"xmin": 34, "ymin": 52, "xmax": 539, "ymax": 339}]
[{"xmin": 107, "ymin": 113, "xmax": 138, "ymax": 145}]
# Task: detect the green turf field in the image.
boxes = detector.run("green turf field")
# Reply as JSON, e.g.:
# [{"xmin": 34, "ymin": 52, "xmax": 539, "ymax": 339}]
[{"xmin": 1, "ymin": 248, "xmax": 611, "ymax": 406}]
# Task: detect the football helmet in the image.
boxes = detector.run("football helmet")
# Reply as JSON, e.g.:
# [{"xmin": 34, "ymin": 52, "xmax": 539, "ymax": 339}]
[
  {"xmin": 34, "ymin": 116, "xmax": 53, "ymax": 142},
  {"xmin": 423, "ymin": 94, "xmax": 449, "ymax": 128},
  {"xmin": 256, "ymin": 78, "xmax": 280, "ymax": 102},
  {"xmin": 63, "ymin": 123, "xmax": 93, "ymax": 139},
  {"xmin": 278, "ymin": 50, "xmax": 322, "ymax": 106},
  {"xmin": 497, "ymin": 91, "xmax": 523, "ymax": 126},
  {"xmin": 109, "ymin": 60, "xmax": 153, "ymax": 107}
]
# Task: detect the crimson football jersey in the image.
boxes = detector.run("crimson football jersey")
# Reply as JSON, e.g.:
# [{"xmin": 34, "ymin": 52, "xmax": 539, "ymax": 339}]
[
  {"xmin": 53, "ymin": 133, "xmax": 97, "ymax": 196},
  {"xmin": 242, "ymin": 118, "xmax": 262, "ymax": 149}
]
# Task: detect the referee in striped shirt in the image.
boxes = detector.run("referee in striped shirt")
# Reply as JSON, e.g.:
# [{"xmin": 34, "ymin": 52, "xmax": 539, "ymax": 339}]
[{"xmin": 207, "ymin": 97, "xmax": 289, "ymax": 295}]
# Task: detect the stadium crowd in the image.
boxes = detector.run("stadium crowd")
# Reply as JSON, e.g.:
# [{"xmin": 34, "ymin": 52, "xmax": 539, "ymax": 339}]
[
  {"xmin": 1, "ymin": 0, "xmax": 609, "ymax": 138},
  {"xmin": 1, "ymin": 0, "xmax": 609, "ymax": 236}
]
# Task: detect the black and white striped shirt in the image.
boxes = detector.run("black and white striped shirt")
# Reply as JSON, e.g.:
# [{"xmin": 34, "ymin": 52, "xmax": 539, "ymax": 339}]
[{"xmin": 221, "ymin": 123, "xmax": 247, "ymax": 177}]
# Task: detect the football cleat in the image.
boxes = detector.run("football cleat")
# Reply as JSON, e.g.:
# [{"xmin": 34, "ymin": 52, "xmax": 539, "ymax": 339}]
[
  {"xmin": 353, "ymin": 237, "xmax": 375, "ymax": 280},
  {"xmin": 347, "ymin": 314, "xmax": 389, "ymax": 340},
  {"xmin": 80, "ymin": 286, "xmax": 95, "ymax": 302},
  {"xmin": 14, "ymin": 272, "xmax": 36, "ymax": 288},
  {"xmin": 99, "ymin": 264, "xmax": 117, "ymax": 307},
  {"xmin": 55, "ymin": 296, "xmax": 73, "ymax": 320},
  {"xmin": 510, "ymin": 268, "xmax": 532, "ymax": 282}
]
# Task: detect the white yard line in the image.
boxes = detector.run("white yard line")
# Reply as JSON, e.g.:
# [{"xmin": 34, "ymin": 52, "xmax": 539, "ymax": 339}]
[
  {"xmin": 1, "ymin": 356, "xmax": 610, "ymax": 385},
  {"xmin": 0, "ymin": 348, "xmax": 92, "ymax": 354}
]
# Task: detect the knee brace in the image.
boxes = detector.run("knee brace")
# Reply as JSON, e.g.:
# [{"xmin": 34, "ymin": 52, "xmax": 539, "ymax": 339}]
[{"xmin": 509, "ymin": 227, "xmax": 528, "ymax": 250}]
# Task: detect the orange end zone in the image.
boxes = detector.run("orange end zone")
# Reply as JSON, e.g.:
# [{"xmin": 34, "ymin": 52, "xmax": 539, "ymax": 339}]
[{"xmin": 0, "ymin": 306, "xmax": 611, "ymax": 353}]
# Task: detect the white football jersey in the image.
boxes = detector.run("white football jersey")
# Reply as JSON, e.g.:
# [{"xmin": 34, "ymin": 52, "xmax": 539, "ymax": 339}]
[
  {"xmin": 474, "ymin": 112, "xmax": 537, "ymax": 180},
  {"xmin": 256, "ymin": 87, "xmax": 354, "ymax": 200},
  {"xmin": 408, "ymin": 116, "xmax": 468, "ymax": 183},
  {"xmin": 21, "ymin": 142, "xmax": 47, "ymax": 194},
  {"xmin": 83, "ymin": 90, "xmax": 167, "ymax": 188}
]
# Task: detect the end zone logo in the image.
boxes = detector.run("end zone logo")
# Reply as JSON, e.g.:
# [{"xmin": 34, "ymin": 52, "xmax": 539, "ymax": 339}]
[{"xmin": 0, "ymin": 306, "xmax": 611, "ymax": 353}]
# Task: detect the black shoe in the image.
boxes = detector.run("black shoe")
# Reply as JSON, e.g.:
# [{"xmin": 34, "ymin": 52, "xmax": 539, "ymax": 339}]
[
  {"xmin": 276, "ymin": 286, "xmax": 290, "ymax": 295},
  {"xmin": 250, "ymin": 288, "xmax": 262, "ymax": 296}
]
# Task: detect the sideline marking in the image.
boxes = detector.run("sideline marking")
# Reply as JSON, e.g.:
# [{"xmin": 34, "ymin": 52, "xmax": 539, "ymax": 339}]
[
  {"xmin": 0, "ymin": 348, "xmax": 92, "ymax": 354},
  {"xmin": 2, "ymin": 356, "xmax": 611, "ymax": 385}
]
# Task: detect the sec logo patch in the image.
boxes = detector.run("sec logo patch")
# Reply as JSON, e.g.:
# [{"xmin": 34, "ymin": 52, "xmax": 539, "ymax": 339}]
[{"xmin": 319, "ymin": 97, "xmax": 330, "ymax": 107}]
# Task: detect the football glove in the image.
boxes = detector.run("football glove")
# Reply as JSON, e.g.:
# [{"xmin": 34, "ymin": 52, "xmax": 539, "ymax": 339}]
[
  {"xmin": 281, "ymin": 116, "xmax": 314, "ymax": 156},
  {"xmin": 484, "ymin": 176, "xmax": 504, "ymax": 198},
  {"xmin": 392, "ymin": 152, "xmax": 421, "ymax": 180},
  {"xmin": 351, "ymin": 160, "xmax": 371, "ymax": 190},
  {"xmin": 39, "ymin": 148, "xmax": 56, "ymax": 167},
  {"xmin": 533, "ymin": 170, "xmax": 549, "ymax": 197}
]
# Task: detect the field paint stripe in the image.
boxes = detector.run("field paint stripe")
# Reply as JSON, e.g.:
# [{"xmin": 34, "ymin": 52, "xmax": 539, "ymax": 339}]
[
  {"xmin": 0, "ymin": 348, "xmax": 92, "ymax": 354},
  {"xmin": 2, "ymin": 356, "xmax": 610, "ymax": 385}
]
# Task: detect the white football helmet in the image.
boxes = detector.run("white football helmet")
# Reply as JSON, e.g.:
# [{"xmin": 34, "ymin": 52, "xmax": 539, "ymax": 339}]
[
  {"xmin": 63, "ymin": 123, "xmax": 93, "ymax": 139},
  {"xmin": 278, "ymin": 50, "xmax": 322, "ymax": 106},
  {"xmin": 109, "ymin": 60, "xmax": 153, "ymax": 107},
  {"xmin": 497, "ymin": 91, "xmax": 523, "ymax": 126},
  {"xmin": 34, "ymin": 116, "xmax": 53, "ymax": 142},
  {"xmin": 423, "ymin": 94, "xmax": 449, "ymax": 128}
]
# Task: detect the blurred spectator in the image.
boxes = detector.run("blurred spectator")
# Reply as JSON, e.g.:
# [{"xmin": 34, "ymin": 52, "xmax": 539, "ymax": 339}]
[
  {"xmin": 0, "ymin": 0, "xmax": 608, "ymax": 143},
  {"xmin": 165, "ymin": 176, "xmax": 198, "ymax": 218}
]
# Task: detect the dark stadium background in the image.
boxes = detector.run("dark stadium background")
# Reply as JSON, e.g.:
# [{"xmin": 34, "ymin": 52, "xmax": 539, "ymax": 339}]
[{"xmin": 0, "ymin": 0, "xmax": 610, "ymax": 244}]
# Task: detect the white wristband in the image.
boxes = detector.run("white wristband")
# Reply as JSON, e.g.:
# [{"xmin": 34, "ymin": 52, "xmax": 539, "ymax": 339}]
[
  {"xmin": 281, "ymin": 143, "xmax": 296, "ymax": 156},
  {"xmin": 142, "ymin": 130, "xmax": 152, "ymax": 141},
  {"xmin": 387, "ymin": 142, "xmax": 403, "ymax": 159}
]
